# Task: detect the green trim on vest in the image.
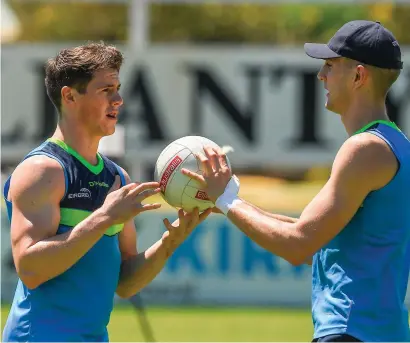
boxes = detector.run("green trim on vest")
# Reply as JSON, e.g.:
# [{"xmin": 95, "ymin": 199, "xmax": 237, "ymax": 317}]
[
  {"xmin": 60, "ymin": 208, "xmax": 124, "ymax": 236},
  {"xmin": 354, "ymin": 120, "xmax": 401, "ymax": 135},
  {"xmin": 47, "ymin": 138, "xmax": 104, "ymax": 175}
]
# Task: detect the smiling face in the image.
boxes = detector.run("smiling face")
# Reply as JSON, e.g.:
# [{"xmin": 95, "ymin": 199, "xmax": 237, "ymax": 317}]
[{"xmin": 61, "ymin": 68, "xmax": 123, "ymax": 137}]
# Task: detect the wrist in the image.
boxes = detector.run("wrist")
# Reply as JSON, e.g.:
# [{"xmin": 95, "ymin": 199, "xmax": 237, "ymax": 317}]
[
  {"xmin": 215, "ymin": 175, "xmax": 242, "ymax": 215},
  {"xmin": 159, "ymin": 235, "xmax": 177, "ymax": 259},
  {"xmin": 216, "ymin": 195, "xmax": 242, "ymax": 216},
  {"xmin": 91, "ymin": 209, "xmax": 116, "ymax": 230}
]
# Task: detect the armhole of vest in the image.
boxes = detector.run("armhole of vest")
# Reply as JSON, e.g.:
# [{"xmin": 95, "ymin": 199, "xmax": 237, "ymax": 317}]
[
  {"xmin": 112, "ymin": 162, "xmax": 127, "ymax": 187},
  {"xmin": 25, "ymin": 152, "xmax": 69, "ymax": 201},
  {"xmin": 4, "ymin": 142, "xmax": 51, "ymax": 201},
  {"xmin": 3, "ymin": 176, "xmax": 13, "ymax": 221},
  {"xmin": 3, "ymin": 176, "xmax": 11, "ymax": 201},
  {"xmin": 367, "ymin": 129, "xmax": 401, "ymax": 172}
]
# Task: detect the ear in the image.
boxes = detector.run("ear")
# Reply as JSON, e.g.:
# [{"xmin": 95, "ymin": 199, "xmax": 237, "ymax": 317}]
[
  {"xmin": 353, "ymin": 64, "xmax": 368, "ymax": 89},
  {"xmin": 61, "ymin": 86, "xmax": 76, "ymax": 106}
]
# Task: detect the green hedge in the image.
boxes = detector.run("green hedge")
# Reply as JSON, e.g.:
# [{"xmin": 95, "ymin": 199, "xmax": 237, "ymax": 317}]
[{"xmin": 8, "ymin": 2, "xmax": 410, "ymax": 45}]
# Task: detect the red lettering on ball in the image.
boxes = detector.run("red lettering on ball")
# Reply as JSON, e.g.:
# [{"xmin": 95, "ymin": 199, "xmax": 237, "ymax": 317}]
[
  {"xmin": 160, "ymin": 156, "xmax": 183, "ymax": 192},
  {"xmin": 195, "ymin": 190, "xmax": 210, "ymax": 200}
]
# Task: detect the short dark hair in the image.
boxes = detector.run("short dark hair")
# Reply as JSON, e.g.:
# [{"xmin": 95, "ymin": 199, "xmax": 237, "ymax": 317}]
[
  {"xmin": 45, "ymin": 42, "xmax": 124, "ymax": 113},
  {"xmin": 371, "ymin": 67, "xmax": 401, "ymax": 97},
  {"xmin": 344, "ymin": 58, "xmax": 401, "ymax": 97}
]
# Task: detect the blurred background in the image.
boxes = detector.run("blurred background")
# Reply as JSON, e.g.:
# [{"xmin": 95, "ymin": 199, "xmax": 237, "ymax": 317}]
[{"xmin": 1, "ymin": 0, "xmax": 410, "ymax": 341}]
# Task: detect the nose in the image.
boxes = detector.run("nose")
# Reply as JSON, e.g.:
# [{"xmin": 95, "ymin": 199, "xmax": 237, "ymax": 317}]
[
  {"xmin": 317, "ymin": 65, "xmax": 326, "ymax": 82},
  {"xmin": 112, "ymin": 92, "xmax": 123, "ymax": 107}
]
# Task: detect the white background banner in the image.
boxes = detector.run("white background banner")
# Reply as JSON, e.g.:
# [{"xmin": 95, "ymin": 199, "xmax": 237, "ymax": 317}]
[
  {"xmin": 134, "ymin": 212, "xmax": 312, "ymax": 306},
  {"xmin": 2, "ymin": 45, "xmax": 410, "ymax": 172},
  {"xmin": 134, "ymin": 213, "xmax": 410, "ymax": 307}
]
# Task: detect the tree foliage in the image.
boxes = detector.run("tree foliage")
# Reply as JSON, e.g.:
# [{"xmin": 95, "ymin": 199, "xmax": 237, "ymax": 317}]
[{"xmin": 7, "ymin": 1, "xmax": 410, "ymax": 45}]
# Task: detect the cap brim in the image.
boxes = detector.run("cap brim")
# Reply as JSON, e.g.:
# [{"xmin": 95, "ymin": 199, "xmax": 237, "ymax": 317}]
[{"xmin": 304, "ymin": 43, "xmax": 341, "ymax": 59}]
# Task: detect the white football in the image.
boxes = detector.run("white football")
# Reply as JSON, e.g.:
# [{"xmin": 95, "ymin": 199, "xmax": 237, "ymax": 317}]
[{"xmin": 154, "ymin": 136, "xmax": 232, "ymax": 212}]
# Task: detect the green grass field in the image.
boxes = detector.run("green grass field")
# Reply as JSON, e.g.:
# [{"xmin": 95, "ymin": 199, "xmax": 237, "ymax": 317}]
[{"xmin": 1, "ymin": 304, "xmax": 313, "ymax": 341}]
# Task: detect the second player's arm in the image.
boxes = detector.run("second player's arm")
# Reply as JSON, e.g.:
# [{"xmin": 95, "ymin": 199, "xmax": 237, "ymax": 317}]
[
  {"xmin": 235, "ymin": 200, "xmax": 313, "ymax": 264},
  {"xmin": 240, "ymin": 200, "xmax": 298, "ymax": 223},
  {"xmin": 225, "ymin": 134, "xmax": 397, "ymax": 265}
]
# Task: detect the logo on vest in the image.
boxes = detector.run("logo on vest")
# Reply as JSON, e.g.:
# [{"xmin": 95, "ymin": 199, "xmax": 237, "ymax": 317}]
[
  {"xmin": 68, "ymin": 188, "xmax": 92, "ymax": 199},
  {"xmin": 88, "ymin": 181, "xmax": 109, "ymax": 188}
]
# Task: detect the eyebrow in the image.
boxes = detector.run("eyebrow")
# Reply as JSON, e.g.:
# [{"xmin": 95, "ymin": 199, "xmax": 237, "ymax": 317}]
[{"xmin": 98, "ymin": 83, "xmax": 121, "ymax": 89}]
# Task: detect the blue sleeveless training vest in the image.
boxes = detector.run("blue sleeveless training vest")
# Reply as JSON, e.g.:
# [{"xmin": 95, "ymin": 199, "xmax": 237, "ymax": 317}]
[
  {"xmin": 2, "ymin": 138, "xmax": 126, "ymax": 342},
  {"xmin": 312, "ymin": 121, "xmax": 410, "ymax": 341}
]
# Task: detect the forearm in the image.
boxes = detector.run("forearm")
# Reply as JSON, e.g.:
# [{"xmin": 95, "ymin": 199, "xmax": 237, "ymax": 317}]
[
  {"xmin": 19, "ymin": 210, "xmax": 112, "ymax": 288},
  {"xmin": 241, "ymin": 199, "xmax": 298, "ymax": 223},
  {"xmin": 116, "ymin": 239, "xmax": 169, "ymax": 298},
  {"xmin": 226, "ymin": 201, "xmax": 305, "ymax": 265},
  {"xmin": 241, "ymin": 200, "xmax": 312, "ymax": 265}
]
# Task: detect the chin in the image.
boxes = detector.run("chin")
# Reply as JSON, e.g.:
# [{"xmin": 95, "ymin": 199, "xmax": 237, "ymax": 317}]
[
  {"xmin": 104, "ymin": 130, "xmax": 116, "ymax": 137},
  {"xmin": 325, "ymin": 102, "xmax": 342, "ymax": 115},
  {"xmin": 102, "ymin": 125, "xmax": 116, "ymax": 137},
  {"xmin": 325, "ymin": 100, "xmax": 334, "ymax": 112}
]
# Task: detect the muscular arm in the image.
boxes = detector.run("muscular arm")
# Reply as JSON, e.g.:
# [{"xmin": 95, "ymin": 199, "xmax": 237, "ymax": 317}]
[
  {"xmin": 241, "ymin": 200, "xmax": 298, "ymax": 223},
  {"xmin": 226, "ymin": 133, "xmax": 397, "ymax": 265},
  {"xmin": 239, "ymin": 200, "xmax": 315, "ymax": 264},
  {"xmin": 9, "ymin": 156, "xmax": 114, "ymax": 289},
  {"xmin": 116, "ymin": 169, "xmax": 171, "ymax": 298}
]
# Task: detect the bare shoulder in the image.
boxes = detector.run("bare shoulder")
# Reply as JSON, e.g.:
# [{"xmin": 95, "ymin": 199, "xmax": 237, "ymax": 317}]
[
  {"xmin": 9, "ymin": 155, "xmax": 64, "ymax": 257},
  {"xmin": 9, "ymin": 155, "xmax": 65, "ymax": 205},
  {"xmin": 332, "ymin": 132, "xmax": 398, "ymax": 190}
]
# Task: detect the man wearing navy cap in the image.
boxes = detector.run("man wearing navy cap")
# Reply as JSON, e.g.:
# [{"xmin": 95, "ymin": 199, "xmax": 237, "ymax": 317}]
[{"xmin": 182, "ymin": 20, "xmax": 410, "ymax": 342}]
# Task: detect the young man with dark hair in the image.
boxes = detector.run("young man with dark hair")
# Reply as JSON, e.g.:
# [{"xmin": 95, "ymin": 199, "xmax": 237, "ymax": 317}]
[{"xmin": 2, "ymin": 42, "xmax": 211, "ymax": 342}]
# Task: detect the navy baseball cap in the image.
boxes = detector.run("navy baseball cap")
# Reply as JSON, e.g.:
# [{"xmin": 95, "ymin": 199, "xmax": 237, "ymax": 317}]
[{"xmin": 304, "ymin": 20, "xmax": 403, "ymax": 70}]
